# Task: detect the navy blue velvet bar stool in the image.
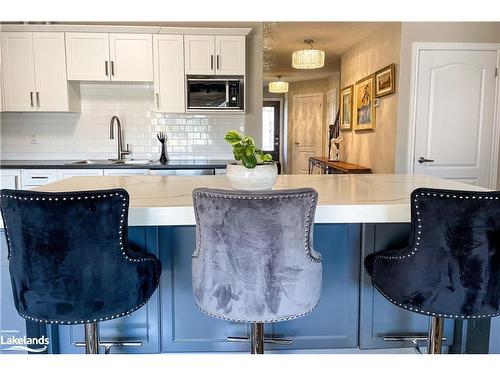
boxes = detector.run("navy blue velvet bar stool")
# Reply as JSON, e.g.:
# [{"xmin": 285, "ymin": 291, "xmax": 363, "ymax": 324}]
[
  {"xmin": 365, "ymin": 188, "xmax": 500, "ymax": 354},
  {"xmin": 0, "ymin": 188, "xmax": 161, "ymax": 354},
  {"xmin": 192, "ymin": 188, "xmax": 322, "ymax": 354}
]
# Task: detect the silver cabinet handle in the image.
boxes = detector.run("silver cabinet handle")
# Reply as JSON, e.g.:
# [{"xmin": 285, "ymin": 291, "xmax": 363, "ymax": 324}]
[
  {"xmin": 210, "ymin": 55, "xmax": 214, "ymax": 70},
  {"xmin": 418, "ymin": 157, "xmax": 435, "ymax": 163},
  {"xmin": 111, "ymin": 61, "xmax": 115, "ymax": 76},
  {"xmin": 30, "ymin": 92, "xmax": 34, "ymax": 108},
  {"xmin": 36, "ymin": 92, "xmax": 40, "ymax": 107},
  {"xmin": 156, "ymin": 93, "xmax": 160, "ymax": 108},
  {"xmin": 105, "ymin": 61, "xmax": 109, "ymax": 76},
  {"xmin": 216, "ymin": 55, "xmax": 220, "ymax": 70}
]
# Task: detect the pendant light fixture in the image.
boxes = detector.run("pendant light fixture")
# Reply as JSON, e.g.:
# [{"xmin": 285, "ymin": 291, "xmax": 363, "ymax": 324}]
[
  {"xmin": 269, "ymin": 75, "xmax": 289, "ymax": 93},
  {"xmin": 292, "ymin": 39, "xmax": 325, "ymax": 69}
]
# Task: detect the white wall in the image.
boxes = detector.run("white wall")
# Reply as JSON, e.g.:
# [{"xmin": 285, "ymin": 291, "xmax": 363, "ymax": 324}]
[
  {"xmin": 395, "ymin": 22, "xmax": 500, "ymax": 179},
  {"xmin": 0, "ymin": 82, "xmax": 244, "ymax": 160}
]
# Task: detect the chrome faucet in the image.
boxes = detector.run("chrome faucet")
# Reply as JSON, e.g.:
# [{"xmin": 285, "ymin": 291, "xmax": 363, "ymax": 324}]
[{"xmin": 109, "ymin": 116, "xmax": 130, "ymax": 161}]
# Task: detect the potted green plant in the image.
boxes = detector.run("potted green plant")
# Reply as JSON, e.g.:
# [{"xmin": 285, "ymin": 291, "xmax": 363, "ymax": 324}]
[{"xmin": 224, "ymin": 130, "xmax": 278, "ymax": 190}]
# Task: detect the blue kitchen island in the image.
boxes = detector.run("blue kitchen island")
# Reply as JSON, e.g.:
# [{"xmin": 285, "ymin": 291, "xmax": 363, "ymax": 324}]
[{"xmin": 0, "ymin": 174, "xmax": 494, "ymax": 354}]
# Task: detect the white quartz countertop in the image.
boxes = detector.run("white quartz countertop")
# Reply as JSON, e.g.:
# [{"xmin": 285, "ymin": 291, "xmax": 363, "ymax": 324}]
[{"xmin": 28, "ymin": 174, "xmax": 489, "ymax": 226}]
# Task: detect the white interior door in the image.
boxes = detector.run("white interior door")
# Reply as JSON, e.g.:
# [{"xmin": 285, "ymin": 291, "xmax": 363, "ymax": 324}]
[
  {"xmin": 292, "ymin": 93, "xmax": 323, "ymax": 174},
  {"xmin": 153, "ymin": 35, "xmax": 185, "ymax": 113},
  {"xmin": 326, "ymin": 89, "xmax": 338, "ymax": 155},
  {"xmin": 1, "ymin": 32, "xmax": 36, "ymax": 111},
  {"xmin": 33, "ymin": 32, "xmax": 69, "ymax": 111},
  {"xmin": 413, "ymin": 45, "xmax": 499, "ymax": 188},
  {"xmin": 109, "ymin": 34, "xmax": 153, "ymax": 82}
]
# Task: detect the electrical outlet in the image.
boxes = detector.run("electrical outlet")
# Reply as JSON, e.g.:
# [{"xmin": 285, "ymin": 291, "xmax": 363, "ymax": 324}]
[{"xmin": 30, "ymin": 134, "xmax": 38, "ymax": 144}]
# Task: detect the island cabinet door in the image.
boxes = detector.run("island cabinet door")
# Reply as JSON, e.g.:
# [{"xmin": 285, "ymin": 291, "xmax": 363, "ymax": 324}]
[
  {"xmin": 268, "ymin": 224, "xmax": 360, "ymax": 350},
  {"xmin": 359, "ymin": 224, "xmax": 455, "ymax": 350},
  {"xmin": 54, "ymin": 227, "xmax": 161, "ymax": 354},
  {"xmin": 159, "ymin": 225, "xmax": 360, "ymax": 352}
]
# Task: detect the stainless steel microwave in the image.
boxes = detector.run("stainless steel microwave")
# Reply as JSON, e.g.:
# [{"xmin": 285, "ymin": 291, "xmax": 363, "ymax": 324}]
[{"xmin": 186, "ymin": 77, "xmax": 244, "ymax": 111}]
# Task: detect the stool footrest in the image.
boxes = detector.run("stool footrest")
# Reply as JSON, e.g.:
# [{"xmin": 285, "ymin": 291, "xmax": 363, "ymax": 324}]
[
  {"xmin": 383, "ymin": 335, "xmax": 447, "ymax": 354},
  {"xmin": 75, "ymin": 341, "xmax": 142, "ymax": 354},
  {"xmin": 227, "ymin": 336, "xmax": 292, "ymax": 345}
]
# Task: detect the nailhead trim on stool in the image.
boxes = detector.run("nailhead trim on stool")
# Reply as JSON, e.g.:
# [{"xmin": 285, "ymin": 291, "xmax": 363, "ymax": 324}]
[
  {"xmin": 0, "ymin": 190, "xmax": 160, "ymax": 325},
  {"xmin": 372, "ymin": 190, "xmax": 500, "ymax": 319}
]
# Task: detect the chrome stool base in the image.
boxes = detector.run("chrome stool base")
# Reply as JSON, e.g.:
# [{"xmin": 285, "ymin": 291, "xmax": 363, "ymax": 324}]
[
  {"xmin": 77, "ymin": 323, "xmax": 143, "ymax": 354},
  {"xmin": 227, "ymin": 323, "xmax": 292, "ymax": 354}
]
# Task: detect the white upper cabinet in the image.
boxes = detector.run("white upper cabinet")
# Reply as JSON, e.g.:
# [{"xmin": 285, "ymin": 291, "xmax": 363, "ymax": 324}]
[
  {"xmin": 1, "ymin": 32, "xmax": 36, "ymax": 111},
  {"xmin": 0, "ymin": 46, "xmax": 3, "ymax": 112},
  {"xmin": 66, "ymin": 33, "xmax": 153, "ymax": 82},
  {"xmin": 215, "ymin": 36, "xmax": 245, "ymax": 75},
  {"xmin": 184, "ymin": 35, "xmax": 215, "ymax": 75},
  {"xmin": 109, "ymin": 34, "xmax": 153, "ymax": 81},
  {"xmin": 65, "ymin": 33, "xmax": 110, "ymax": 81},
  {"xmin": 33, "ymin": 33, "xmax": 70, "ymax": 111},
  {"xmin": 185, "ymin": 35, "xmax": 245, "ymax": 76},
  {"xmin": 153, "ymin": 35, "xmax": 185, "ymax": 113},
  {"xmin": 1, "ymin": 32, "xmax": 77, "ymax": 112}
]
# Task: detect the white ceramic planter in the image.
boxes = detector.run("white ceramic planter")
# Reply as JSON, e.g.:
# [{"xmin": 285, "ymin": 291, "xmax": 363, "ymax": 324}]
[{"xmin": 226, "ymin": 163, "xmax": 278, "ymax": 190}]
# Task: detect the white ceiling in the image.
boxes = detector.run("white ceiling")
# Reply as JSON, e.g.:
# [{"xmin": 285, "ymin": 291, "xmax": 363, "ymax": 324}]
[{"xmin": 263, "ymin": 22, "xmax": 386, "ymax": 83}]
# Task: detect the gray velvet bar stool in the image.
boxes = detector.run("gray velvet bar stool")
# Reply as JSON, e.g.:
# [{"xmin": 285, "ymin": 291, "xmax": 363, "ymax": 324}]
[
  {"xmin": 0, "ymin": 188, "xmax": 161, "ymax": 354},
  {"xmin": 191, "ymin": 188, "xmax": 322, "ymax": 354},
  {"xmin": 365, "ymin": 188, "xmax": 500, "ymax": 354}
]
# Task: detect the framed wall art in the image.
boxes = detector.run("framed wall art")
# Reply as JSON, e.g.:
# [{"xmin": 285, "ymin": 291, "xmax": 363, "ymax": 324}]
[
  {"xmin": 339, "ymin": 85, "xmax": 353, "ymax": 130},
  {"xmin": 354, "ymin": 74, "xmax": 376, "ymax": 131},
  {"xmin": 375, "ymin": 63, "xmax": 395, "ymax": 98}
]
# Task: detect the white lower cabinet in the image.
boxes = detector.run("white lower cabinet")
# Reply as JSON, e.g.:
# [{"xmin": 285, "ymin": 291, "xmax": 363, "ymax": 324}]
[
  {"xmin": 0, "ymin": 170, "xmax": 22, "ymax": 189},
  {"xmin": 56, "ymin": 169, "xmax": 104, "ymax": 180},
  {"xmin": 103, "ymin": 169, "xmax": 149, "ymax": 176},
  {"xmin": 21, "ymin": 169, "xmax": 58, "ymax": 189}
]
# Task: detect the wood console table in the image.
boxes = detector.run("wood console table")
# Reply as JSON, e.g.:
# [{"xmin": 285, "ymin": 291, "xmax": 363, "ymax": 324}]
[{"xmin": 308, "ymin": 157, "xmax": 372, "ymax": 174}]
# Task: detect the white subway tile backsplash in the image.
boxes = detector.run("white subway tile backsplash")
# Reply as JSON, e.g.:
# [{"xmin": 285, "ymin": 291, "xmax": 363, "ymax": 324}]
[{"xmin": 0, "ymin": 82, "xmax": 244, "ymax": 161}]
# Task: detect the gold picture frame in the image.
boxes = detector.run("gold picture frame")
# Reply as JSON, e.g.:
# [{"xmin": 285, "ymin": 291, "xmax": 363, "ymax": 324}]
[
  {"xmin": 339, "ymin": 85, "xmax": 353, "ymax": 130},
  {"xmin": 354, "ymin": 74, "xmax": 376, "ymax": 131},
  {"xmin": 375, "ymin": 63, "xmax": 395, "ymax": 98}
]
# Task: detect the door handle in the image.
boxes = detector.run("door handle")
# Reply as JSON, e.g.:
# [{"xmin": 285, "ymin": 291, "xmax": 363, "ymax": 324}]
[
  {"xmin": 156, "ymin": 93, "xmax": 160, "ymax": 109},
  {"xmin": 30, "ymin": 92, "xmax": 34, "ymax": 108},
  {"xmin": 295, "ymin": 142, "xmax": 300, "ymax": 146},
  {"xmin": 111, "ymin": 61, "xmax": 115, "ymax": 76},
  {"xmin": 210, "ymin": 55, "xmax": 214, "ymax": 70},
  {"xmin": 36, "ymin": 92, "xmax": 40, "ymax": 107},
  {"xmin": 105, "ymin": 61, "xmax": 109, "ymax": 76},
  {"xmin": 417, "ymin": 157, "xmax": 434, "ymax": 163},
  {"xmin": 216, "ymin": 55, "xmax": 220, "ymax": 70}
]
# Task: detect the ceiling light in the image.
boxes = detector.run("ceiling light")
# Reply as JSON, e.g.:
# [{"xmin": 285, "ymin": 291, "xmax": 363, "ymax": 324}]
[
  {"xmin": 292, "ymin": 39, "xmax": 325, "ymax": 69},
  {"xmin": 269, "ymin": 76, "xmax": 289, "ymax": 93}
]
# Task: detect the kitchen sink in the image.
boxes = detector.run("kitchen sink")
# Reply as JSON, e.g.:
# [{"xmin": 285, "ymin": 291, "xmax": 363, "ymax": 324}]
[
  {"xmin": 110, "ymin": 159, "xmax": 155, "ymax": 165},
  {"xmin": 67, "ymin": 160, "xmax": 114, "ymax": 165}
]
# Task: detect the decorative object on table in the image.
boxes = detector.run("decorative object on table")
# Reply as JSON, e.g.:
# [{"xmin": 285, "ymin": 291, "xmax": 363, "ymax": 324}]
[
  {"xmin": 224, "ymin": 130, "xmax": 277, "ymax": 190},
  {"xmin": 365, "ymin": 188, "xmax": 500, "ymax": 354},
  {"xmin": 268, "ymin": 75, "xmax": 289, "ymax": 93},
  {"xmin": 328, "ymin": 108, "xmax": 342, "ymax": 161},
  {"xmin": 156, "ymin": 132, "xmax": 168, "ymax": 163},
  {"xmin": 292, "ymin": 39, "xmax": 325, "ymax": 69},
  {"xmin": 339, "ymin": 85, "xmax": 353, "ymax": 130},
  {"xmin": 375, "ymin": 63, "xmax": 395, "ymax": 98},
  {"xmin": 354, "ymin": 74, "xmax": 376, "ymax": 131}
]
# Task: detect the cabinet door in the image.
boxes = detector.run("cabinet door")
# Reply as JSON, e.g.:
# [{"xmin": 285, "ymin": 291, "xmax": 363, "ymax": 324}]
[
  {"xmin": 21, "ymin": 169, "xmax": 58, "ymax": 189},
  {"xmin": 0, "ymin": 170, "xmax": 22, "ymax": 189},
  {"xmin": 56, "ymin": 169, "xmax": 104, "ymax": 180},
  {"xmin": 0, "ymin": 32, "xmax": 36, "ymax": 111},
  {"xmin": 109, "ymin": 34, "xmax": 153, "ymax": 82},
  {"xmin": 215, "ymin": 36, "xmax": 245, "ymax": 75},
  {"xmin": 153, "ymin": 35, "xmax": 185, "ymax": 113},
  {"xmin": 0, "ymin": 46, "xmax": 3, "ymax": 112},
  {"xmin": 184, "ymin": 35, "xmax": 215, "ymax": 75},
  {"xmin": 65, "ymin": 33, "xmax": 110, "ymax": 81},
  {"xmin": 33, "ymin": 33, "xmax": 69, "ymax": 111}
]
